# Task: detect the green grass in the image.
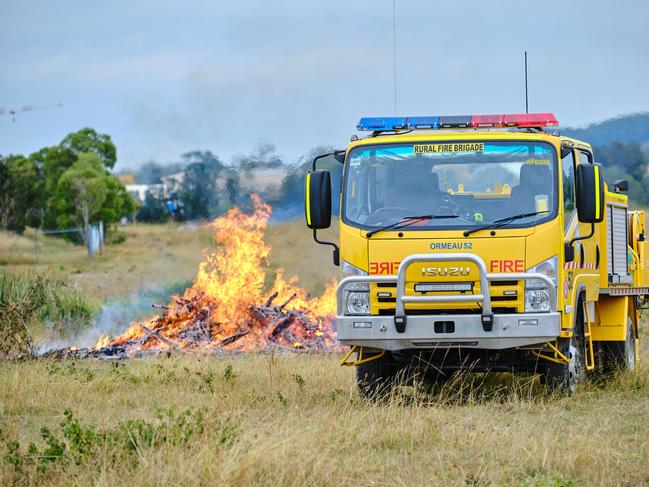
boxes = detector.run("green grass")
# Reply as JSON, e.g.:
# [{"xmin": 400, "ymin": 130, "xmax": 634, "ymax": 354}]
[{"xmin": 1, "ymin": 350, "xmax": 648, "ymax": 486}]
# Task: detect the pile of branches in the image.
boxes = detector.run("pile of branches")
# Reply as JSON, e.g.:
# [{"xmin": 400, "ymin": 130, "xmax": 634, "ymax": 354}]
[{"xmin": 43, "ymin": 291, "xmax": 337, "ymax": 360}]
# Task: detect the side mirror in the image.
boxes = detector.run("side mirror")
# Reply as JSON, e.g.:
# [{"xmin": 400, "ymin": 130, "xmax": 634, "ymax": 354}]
[
  {"xmin": 575, "ymin": 163, "xmax": 605, "ymax": 223},
  {"xmin": 564, "ymin": 243, "xmax": 575, "ymax": 263},
  {"xmin": 305, "ymin": 170, "xmax": 332, "ymax": 229},
  {"xmin": 613, "ymin": 179, "xmax": 629, "ymax": 192}
]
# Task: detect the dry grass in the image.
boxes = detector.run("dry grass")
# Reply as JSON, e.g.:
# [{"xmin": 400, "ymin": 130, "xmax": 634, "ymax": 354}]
[
  {"xmin": 265, "ymin": 218, "xmax": 339, "ymax": 294},
  {"xmin": 1, "ymin": 345, "xmax": 648, "ymax": 486}
]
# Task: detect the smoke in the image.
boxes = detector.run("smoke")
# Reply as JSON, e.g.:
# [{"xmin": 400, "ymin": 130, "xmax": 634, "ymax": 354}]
[
  {"xmin": 123, "ymin": 144, "xmax": 342, "ymax": 222},
  {"xmin": 38, "ymin": 280, "xmax": 192, "ymax": 352}
]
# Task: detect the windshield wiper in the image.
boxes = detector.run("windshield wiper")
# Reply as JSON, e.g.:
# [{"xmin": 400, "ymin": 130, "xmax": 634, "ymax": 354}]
[
  {"xmin": 366, "ymin": 214, "xmax": 459, "ymax": 238},
  {"xmin": 463, "ymin": 211, "xmax": 549, "ymax": 237}
]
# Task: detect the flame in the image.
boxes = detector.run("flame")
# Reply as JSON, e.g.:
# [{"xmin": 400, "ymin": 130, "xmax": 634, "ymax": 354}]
[
  {"xmin": 95, "ymin": 196, "xmax": 338, "ymax": 354},
  {"xmin": 94, "ymin": 335, "xmax": 111, "ymax": 349}
]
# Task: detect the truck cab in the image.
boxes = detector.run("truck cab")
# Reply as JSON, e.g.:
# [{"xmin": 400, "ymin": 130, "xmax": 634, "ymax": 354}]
[{"xmin": 305, "ymin": 114, "xmax": 643, "ymax": 397}]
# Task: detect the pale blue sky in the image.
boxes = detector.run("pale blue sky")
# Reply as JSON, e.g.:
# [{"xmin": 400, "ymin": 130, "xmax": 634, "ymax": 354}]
[{"xmin": 1, "ymin": 0, "xmax": 648, "ymax": 170}]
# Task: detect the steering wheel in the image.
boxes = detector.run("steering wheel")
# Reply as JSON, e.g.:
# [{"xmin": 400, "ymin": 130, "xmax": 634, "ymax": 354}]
[{"xmin": 365, "ymin": 207, "xmax": 412, "ymax": 226}]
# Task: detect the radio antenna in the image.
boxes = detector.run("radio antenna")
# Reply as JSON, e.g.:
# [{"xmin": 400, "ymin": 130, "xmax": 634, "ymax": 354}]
[
  {"xmin": 524, "ymin": 51, "xmax": 529, "ymax": 114},
  {"xmin": 393, "ymin": 0, "xmax": 397, "ymax": 115}
]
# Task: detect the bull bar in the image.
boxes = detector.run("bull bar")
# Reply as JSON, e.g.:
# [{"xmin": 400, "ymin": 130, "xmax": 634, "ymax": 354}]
[{"xmin": 336, "ymin": 253, "xmax": 560, "ymax": 351}]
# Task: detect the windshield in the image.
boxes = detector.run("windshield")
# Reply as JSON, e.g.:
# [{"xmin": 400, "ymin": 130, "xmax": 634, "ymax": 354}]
[{"xmin": 343, "ymin": 141, "xmax": 558, "ymax": 230}]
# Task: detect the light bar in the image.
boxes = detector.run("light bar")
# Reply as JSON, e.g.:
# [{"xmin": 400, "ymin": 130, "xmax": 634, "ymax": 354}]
[
  {"xmin": 356, "ymin": 113, "xmax": 558, "ymax": 132},
  {"xmin": 415, "ymin": 282, "xmax": 473, "ymax": 293}
]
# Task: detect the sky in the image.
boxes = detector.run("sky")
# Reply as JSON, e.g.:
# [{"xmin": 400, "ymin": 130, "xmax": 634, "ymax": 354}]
[{"xmin": 1, "ymin": 0, "xmax": 648, "ymax": 170}]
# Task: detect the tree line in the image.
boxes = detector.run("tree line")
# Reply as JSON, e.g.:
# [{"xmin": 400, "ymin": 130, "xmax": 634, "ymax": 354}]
[
  {"xmin": 0, "ymin": 128, "xmax": 134, "ymax": 236},
  {"xmin": 2, "ymin": 124, "xmax": 647, "ymax": 237},
  {"xmin": 596, "ymin": 141, "xmax": 649, "ymax": 208}
]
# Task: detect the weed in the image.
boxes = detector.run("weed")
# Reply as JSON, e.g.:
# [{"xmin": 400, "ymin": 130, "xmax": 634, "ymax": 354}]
[
  {"xmin": 276, "ymin": 391, "xmax": 288, "ymax": 407},
  {"xmin": 3, "ymin": 407, "xmax": 239, "ymax": 476},
  {"xmin": 195, "ymin": 370, "xmax": 215, "ymax": 393},
  {"xmin": 223, "ymin": 364, "xmax": 236, "ymax": 382},
  {"xmin": 291, "ymin": 373, "xmax": 305, "ymax": 392},
  {"xmin": 330, "ymin": 388, "xmax": 343, "ymax": 402}
]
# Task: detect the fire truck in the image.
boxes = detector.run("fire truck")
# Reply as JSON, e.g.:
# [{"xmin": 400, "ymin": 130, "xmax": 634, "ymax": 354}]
[{"xmin": 305, "ymin": 113, "xmax": 645, "ymax": 397}]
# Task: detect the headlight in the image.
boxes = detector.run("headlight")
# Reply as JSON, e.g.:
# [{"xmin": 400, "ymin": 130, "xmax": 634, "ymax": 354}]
[
  {"xmin": 341, "ymin": 260, "xmax": 370, "ymax": 315},
  {"xmin": 525, "ymin": 256, "xmax": 557, "ymax": 312},
  {"xmin": 345, "ymin": 291, "xmax": 370, "ymax": 315}
]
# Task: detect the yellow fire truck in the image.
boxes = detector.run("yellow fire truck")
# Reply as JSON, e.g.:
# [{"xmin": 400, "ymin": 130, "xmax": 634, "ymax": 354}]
[{"xmin": 305, "ymin": 113, "xmax": 645, "ymax": 397}]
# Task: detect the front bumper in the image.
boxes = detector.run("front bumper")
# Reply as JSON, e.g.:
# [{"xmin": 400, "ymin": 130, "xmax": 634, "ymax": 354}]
[
  {"xmin": 337, "ymin": 252, "xmax": 559, "ymax": 351},
  {"xmin": 337, "ymin": 312, "xmax": 561, "ymax": 350}
]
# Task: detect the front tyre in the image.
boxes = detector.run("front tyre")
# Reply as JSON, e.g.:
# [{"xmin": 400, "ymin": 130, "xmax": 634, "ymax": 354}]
[
  {"xmin": 543, "ymin": 298, "xmax": 586, "ymax": 395},
  {"xmin": 356, "ymin": 351, "xmax": 401, "ymax": 400}
]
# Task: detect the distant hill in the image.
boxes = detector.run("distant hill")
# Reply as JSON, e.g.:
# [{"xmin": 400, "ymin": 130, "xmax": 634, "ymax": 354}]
[{"xmin": 562, "ymin": 112, "xmax": 649, "ymax": 146}]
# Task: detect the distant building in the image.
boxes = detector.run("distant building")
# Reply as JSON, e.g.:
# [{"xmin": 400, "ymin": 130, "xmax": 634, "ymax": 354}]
[
  {"xmin": 118, "ymin": 173, "xmax": 136, "ymax": 185},
  {"xmin": 126, "ymin": 184, "xmax": 164, "ymax": 203},
  {"xmin": 160, "ymin": 171, "xmax": 186, "ymax": 196},
  {"xmin": 237, "ymin": 166, "xmax": 288, "ymax": 199}
]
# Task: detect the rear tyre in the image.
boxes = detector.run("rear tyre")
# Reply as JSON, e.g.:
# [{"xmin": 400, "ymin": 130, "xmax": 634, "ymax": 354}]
[
  {"xmin": 356, "ymin": 351, "xmax": 401, "ymax": 400},
  {"xmin": 543, "ymin": 298, "xmax": 586, "ymax": 395},
  {"xmin": 603, "ymin": 317, "xmax": 636, "ymax": 373}
]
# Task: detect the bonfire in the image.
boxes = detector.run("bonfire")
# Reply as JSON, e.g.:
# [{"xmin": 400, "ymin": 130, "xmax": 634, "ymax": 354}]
[{"xmin": 46, "ymin": 196, "xmax": 338, "ymax": 359}]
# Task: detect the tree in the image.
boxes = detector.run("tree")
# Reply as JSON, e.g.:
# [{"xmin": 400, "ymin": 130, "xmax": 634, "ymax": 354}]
[
  {"xmin": 136, "ymin": 190, "xmax": 169, "ymax": 223},
  {"xmin": 177, "ymin": 163, "xmax": 211, "ymax": 220},
  {"xmin": 52, "ymin": 153, "xmax": 133, "ymax": 234},
  {"xmin": 0, "ymin": 155, "xmax": 42, "ymax": 232},
  {"xmin": 60, "ymin": 128, "xmax": 117, "ymax": 169},
  {"xmin": 225, "ymin": 171, "xmax": 241, "ymax": 208},
  {"xmin": 30, "ymin": 128, "xmax": 119, "ymax": 228}
]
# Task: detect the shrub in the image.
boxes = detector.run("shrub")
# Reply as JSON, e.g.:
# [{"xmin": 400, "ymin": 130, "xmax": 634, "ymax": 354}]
[{"xmin": 0, "ymin": 272, "xmax": 95, "ymax": 356}]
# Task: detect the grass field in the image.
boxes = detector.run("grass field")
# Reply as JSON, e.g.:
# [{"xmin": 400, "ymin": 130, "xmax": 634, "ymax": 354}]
[
  {"xmin": 1, "ymin": 350, "xmax": 648, "ymax": 486},
  {"xmin": 1, "ymin": 220, "xmax": 649, "ymax": 485}
]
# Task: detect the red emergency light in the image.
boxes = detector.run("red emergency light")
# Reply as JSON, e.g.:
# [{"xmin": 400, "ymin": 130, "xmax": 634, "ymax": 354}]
[
  {"xmin": 470, "ymin": 114, "xmax": 505, "ymax": 128},
  {"xmin": 501, "ymin": 113, "xmax": 558, "ymax": 128},
  {"xmin": 469, "ymin": 113, "xmax": 558, "ymax": 129}
]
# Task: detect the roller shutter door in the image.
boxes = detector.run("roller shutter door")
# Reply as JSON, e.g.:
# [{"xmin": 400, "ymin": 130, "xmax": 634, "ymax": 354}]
[{"xmin": 606, "ymin": 205, "xmax": 628, "ymax": 277}]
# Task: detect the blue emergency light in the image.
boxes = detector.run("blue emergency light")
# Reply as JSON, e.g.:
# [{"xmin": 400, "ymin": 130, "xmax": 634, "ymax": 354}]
[
  {"xmin": 407, "ymin": 116, "xmax": 440, "ymax": 129},
  {"xmin": 356, "ymin": 117, "xmax": 408, "ymax": 131}
]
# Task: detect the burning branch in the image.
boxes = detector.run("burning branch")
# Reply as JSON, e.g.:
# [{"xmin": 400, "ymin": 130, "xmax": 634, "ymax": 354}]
[{"xmin": 138, "ymin": 323, "xmax": 180, "ymax": 351}]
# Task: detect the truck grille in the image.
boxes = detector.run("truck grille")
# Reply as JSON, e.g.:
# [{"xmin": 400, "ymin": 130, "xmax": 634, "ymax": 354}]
[{"xmin": 370, "ymin": 279, "xmax": 523, "ymax": 314}]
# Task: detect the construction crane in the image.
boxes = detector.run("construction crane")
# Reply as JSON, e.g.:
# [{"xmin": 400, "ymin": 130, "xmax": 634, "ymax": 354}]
[{"xmin": 0, "ymin": 102, "xmax": 63, "ymax": 122}]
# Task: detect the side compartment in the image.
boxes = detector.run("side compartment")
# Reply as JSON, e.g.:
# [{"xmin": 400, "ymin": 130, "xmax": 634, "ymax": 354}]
[
  {"xmin": 628, "ymin": 210, "xmax": 649, "ymax": 287},
  {"xmin": 592, "ymin": 295, "xmax": 628, "ymax": 341}
]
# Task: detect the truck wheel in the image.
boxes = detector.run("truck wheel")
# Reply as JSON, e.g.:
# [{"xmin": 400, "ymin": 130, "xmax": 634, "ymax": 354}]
[
  {"xmin": 602, "ymin": 317, "xmax": 636, "ymax": 373},
  {"xmin": 356, "ymin": 351, "xmax": 401, "ymax": 400},
  {"xmin": 543, "ymin": 299, "xmax": 586, "ymax": 395}
]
